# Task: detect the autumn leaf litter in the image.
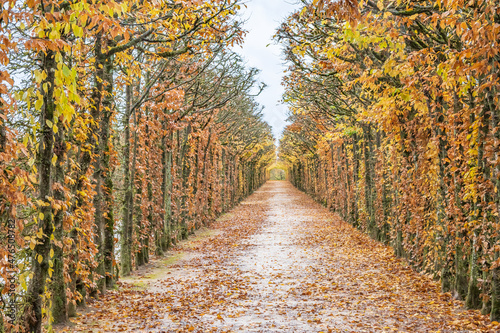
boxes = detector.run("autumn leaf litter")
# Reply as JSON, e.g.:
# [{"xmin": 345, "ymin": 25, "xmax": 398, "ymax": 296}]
[{"xmin": 58, "ymin": 181, "xmax": 500, "ymax": 332}]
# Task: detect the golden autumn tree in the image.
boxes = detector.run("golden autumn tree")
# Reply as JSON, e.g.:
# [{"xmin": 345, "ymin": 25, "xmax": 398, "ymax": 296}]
[
  {"xmin": 278, "ymin": 0, "xmax": 500, "ymax": 320},
  {"xmin": 0, "ymin": 0, "xmax": 276, "ymax": 332}
]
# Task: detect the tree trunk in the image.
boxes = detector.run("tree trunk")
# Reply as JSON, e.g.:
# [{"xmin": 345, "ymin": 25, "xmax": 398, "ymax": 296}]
[
  {"xmin": 25, "ymin": 49, "xmax": 56, "ymax": 333},
  {"xmin": 352, "ymin": 133, "xmax": 360, "ymax": 228},
  {"xmin": 362, "ymin": 123, "xmax": 376, "ymax": 237},
  {"xmin": 160, "ymin": 120, "xmax": 171, "ymax": 252},
  {"xmin": 129, "ymin": 101, "xmax": 139, "ymax": 268},
  {"xmin": 101, "ymin": 53, "xmax": 116, "ymax": 289},
  {"xmin": 490, "ymin": 88, "xmax": 500, "ymax": 320},
  {"xmin": 50, "ymin": 121, "xmax": 68, "ymax": 325},
  {"xmin": 121, "ymin": 84, "xmax": 133, "ymax": 277}
]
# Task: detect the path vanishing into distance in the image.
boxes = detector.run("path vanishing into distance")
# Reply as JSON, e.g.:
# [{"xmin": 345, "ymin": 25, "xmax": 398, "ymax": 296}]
[{"xmin": 60, "ymin": 182, "xmax": 499, "ymax": 333}]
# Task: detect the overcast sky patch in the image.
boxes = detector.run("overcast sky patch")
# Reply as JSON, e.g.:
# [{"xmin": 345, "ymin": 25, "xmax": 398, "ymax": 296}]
[{"xmin": 234, "ymin": 0, "xmax": 300, "ymax": 140}]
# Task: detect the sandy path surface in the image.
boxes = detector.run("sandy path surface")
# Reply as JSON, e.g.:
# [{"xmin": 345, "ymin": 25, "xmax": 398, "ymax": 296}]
[{"xmin": 61, "ymin": 181, "xmax": 499, "ymax": 332}]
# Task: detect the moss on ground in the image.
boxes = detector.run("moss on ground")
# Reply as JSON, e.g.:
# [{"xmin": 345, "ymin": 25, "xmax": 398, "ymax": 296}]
[{"xmin": 120, "ymin": 226, "xmax": 220, "ymax": 290}]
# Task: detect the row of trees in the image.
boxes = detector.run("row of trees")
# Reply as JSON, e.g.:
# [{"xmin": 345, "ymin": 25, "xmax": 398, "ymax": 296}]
[
  {"xmin": 278, "ymin": 0, "xmax": 500, "ymax": 320},
  {"xmin": 0, "ymin": 0, "xmax": 274, "ymax": 331}
]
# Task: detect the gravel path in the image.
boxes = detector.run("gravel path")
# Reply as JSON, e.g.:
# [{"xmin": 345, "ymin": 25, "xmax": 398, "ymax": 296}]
[{"xmin": 61, "ymin": 181, "xmax": 499, "ymax": 332}]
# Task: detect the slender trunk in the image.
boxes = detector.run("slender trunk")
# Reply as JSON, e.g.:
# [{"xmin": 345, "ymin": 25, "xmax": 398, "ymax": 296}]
[
  {"xmin": 25, "ymin": 49, "xmax": 56, "ymax": 333},
  {"xmin": 434, "ymin": 106, "xmax": 452, "ymax": 292},
  {"xmin": 490, "ymin": 88, "xmax": 500, "ymax": 320},
  {"xmin": 352, "ymin": 133, "xmax": 360, "ymax": 228},
  {"xmin": 129, "ymin": 105, "xmax": 138, "ymax": 268},
  {"xmin": 179, "ymin": 125, "xmax": 191, "ymax": 239},
  {"xmin": 91, "ymin": 34, "xmax": 106, "ymax": 295},
  {"xmin": 160, "ymin": 119, "xmax": 171, "ymax": 252},
  {"xmin": 363, "ymin": 123, "xmax": 377, "ymax": 239},
  {"xmin": 134, "ymin": 112, "xmax": 145, "ymax": 268},
  {"xmin": 221, "ymin": 147, "xmax": 226, "ymax": 212},
  {"xmin": 191, "ymin": 137, "xmax": 200, "ymax": 228},
  {"xmin": 466, "ymin": 110, "xmax": 487, "ymax": 309},
  {"xmin": 165, "ymin": 131, "xmax": 173, "ymax": 245},
  {"xmin": 145, "ymin": 106, "xmax": 154, "ymax": 261},
  {"xmin": 231, "ymin": 158, "xmax": 236, "ymax": 206},
  {"xmin": 100, "ymin": 52, "xmax": 116, "ymax": 288},
  {"xmin": 450, "ymin": 95, "xmax": 468, "ymax": 300},
  {"xmin": 121, "ymin": 84, "xmax": 132, "ymax": 277},
  {"xmin": 466, "ymin": 235, "xmax": 481, "ymax": 308},
  {"xmin": 50, "ymin": 122, "xmax": 68, "ymax": 325}
]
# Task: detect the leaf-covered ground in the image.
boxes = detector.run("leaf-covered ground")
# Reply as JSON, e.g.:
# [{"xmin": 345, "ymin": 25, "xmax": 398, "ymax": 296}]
[{"xmin": 58, "ymin": 181, "xmax": 500, "ymax": 332}]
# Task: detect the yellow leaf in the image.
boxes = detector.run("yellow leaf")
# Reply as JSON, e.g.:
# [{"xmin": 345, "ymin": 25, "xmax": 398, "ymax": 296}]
[
  {"xmin": 39, "ymin": 212, "xmax": 44, "ymax": 220},
  {"xmin": 37, "ymin": 254, "xmax": 43, "ymax": 264},
  {"xmin": 73, "ymin": 24, "xmax": 83, "ymax": 37},
  {"xmin": 49, "ymin": 29, "xmax": 58, "ymax": 40},
  {"xmin": 62, "ymin": 65, "xmax": 71, "ymax": 78},
  {"xmin": 35, "ymin": 98, "xmax": 43, "ymax": 110},
  {"xmin": 50, "ymin": 248, "xmax": 54, "ymax": 258}
]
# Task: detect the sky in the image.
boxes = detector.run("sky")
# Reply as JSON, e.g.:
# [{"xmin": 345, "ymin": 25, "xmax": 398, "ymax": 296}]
[{"xmin": 234, "ymin": 0, "xmax": 301, "ymax": 140}]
